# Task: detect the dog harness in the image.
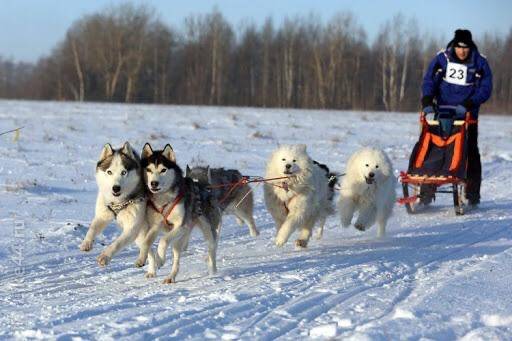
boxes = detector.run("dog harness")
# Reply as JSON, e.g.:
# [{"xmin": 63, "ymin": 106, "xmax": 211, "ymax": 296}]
[
  {"xmin": 280, "ymin": 181, "xmax": 297, "ymax": 214},
  {"xmin": 149, "ymin": 187, "xmax": 186, "ymax": 231}
]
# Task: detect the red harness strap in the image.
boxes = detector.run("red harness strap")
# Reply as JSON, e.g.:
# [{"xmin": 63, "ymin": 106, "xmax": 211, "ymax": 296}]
[
  {"xmin": 283, "ymin": 196, "xmax": 296, "ymax": 215},
  {"xmin": 279, "ymin": 182, "xmax": 297, "ymax": 215},
  {"xmin": 218, "ymin": 177, "xmax": 248, "ymax": 205},
  {"xmin": 149, "ymin": 189, "xmax": 186, "ymax": 230}
]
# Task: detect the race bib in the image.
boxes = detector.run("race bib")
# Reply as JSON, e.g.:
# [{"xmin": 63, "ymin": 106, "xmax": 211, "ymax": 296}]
[{"xmin": 445, "ymin": 62, "xmax": 468, "ymax": 85}]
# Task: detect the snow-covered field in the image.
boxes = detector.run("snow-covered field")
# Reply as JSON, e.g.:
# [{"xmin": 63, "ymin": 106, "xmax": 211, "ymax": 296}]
[{"xmin": 1, "ymin": 100, "xmax": 511, "ymax": 340}]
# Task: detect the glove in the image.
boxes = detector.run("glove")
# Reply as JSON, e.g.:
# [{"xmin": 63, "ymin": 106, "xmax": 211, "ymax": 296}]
[
  {"xmin": 422, "ymin": 106, "xmax": 434, "ymax": 114},
  {"xmin": 421, "ymin": 95, "xmax": 433, "ymax": 108},
  {"xmin": 455, "ymin": 104, "xmax": 467, "ymax": 117},
  {"xmin": 462, "ymin": 99, "xmax": 477, "ymax": 119},
  {"xmin": 463, "ymin": 99, "xmax": 473, "ymax": 110}
]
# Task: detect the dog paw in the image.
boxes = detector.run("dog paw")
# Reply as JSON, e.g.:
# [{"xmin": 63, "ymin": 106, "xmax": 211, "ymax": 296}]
[
  {"xmin": 295, "ymin": 239, "xmax": 308, "ymax": 249},
  {"xmin": 145, "ymin": 272, "xmax": 156, "ymax": 279},
  {"xmin": 134, "ymin": 258, "xmax": 145, "ymax": 268},
  {"xmin": 155, "ymin": 256, "xmax": 165, "ymax": 268},
  {"xmin": 250, "ymin": 229, "xmax": 260, "ymax": 237},
  {"xmin": 275, "ymin": 238, "xmax": 286, "ymax": 247},
  {"xmin": 162, "ymin": 277, "xmax": 175, "ymax": 284},
  {"xmin": 97, "ymin": 253, "xmax": 111, "ymax": 267},
  {"xmin": 208, "ymin": 266, "xmax": 217, "ymax": 276},
  {"xmin": 354, "ymin": 223, "xmax": 366, "ymax": 231},
  {"xmin": 79, "ymin": 240, "xmax": 93, "ymax": 252}
]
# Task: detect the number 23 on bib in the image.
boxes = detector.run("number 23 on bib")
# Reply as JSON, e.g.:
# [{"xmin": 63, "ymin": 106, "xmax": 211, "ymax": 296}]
[{"xmin": 445, "ymin": 62, "xmax": 469, "ymax": 86}]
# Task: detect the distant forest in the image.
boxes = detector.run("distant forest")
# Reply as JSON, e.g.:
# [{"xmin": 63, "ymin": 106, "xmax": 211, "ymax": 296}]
[{"xmin": 0, "ymin": 3, "xmax": 511, "ymax": 113}]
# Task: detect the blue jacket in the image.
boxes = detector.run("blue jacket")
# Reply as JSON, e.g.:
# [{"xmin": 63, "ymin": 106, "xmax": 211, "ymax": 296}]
[{"xmin": 422, "ymin": 47, "xmax": 492, "ymax": 118}]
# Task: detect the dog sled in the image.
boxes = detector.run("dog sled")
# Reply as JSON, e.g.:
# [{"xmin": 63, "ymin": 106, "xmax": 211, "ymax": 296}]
[{"xmin": 398, "ymin": 106, "xmax": 477, "ymax": 215}]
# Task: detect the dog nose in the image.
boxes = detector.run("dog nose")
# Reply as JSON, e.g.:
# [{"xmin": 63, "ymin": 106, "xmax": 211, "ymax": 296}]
[
  {"xmin": 112, "ymin": 185, "xmax": 121, "ymax": 193},
  {"xmin": 150, "ymin": 181, "xmax": 159, "ymax": 188},
  {"xmin": 369, "ymin": 172, "xmax": 375, "ymax": 178},
  {"xmin": 285, "ymin": 164, "xmax": 292, "ymax": 169}
]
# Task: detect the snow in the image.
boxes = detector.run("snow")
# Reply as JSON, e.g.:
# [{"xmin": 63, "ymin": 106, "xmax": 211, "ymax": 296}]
[
  {"xmin": 1, "ymin": 100, "xmax": 511, "ymax": 339},
  {"xmin": 309, "ymin": 323, "xmax": 338, "ymax": 338},
  {"xmin": 392, "ymin": 308, "xmax": 416, "ymax": 320},
  {"xmin": 481, "ymin": 314, "xmax": 512, "ymax": 327}
]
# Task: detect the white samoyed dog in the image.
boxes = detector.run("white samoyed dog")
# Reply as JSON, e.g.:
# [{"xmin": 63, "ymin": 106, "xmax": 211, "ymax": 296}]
[
  {"xmin": 338, "ymin": 147, "xmax": 396, "ymax": 238},
  {"xmin": 264, "ymin": 144, "xmax": 333, "ymax": 248}
]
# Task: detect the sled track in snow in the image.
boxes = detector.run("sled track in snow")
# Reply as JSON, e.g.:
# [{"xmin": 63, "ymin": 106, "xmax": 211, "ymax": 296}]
[
  {"xmin": 2, "ymin": 215, "xmax": 509, "ymax": 339},
  {"xmin": 239, "ymin": 221, "xmax": 511, "ymax": 339}
]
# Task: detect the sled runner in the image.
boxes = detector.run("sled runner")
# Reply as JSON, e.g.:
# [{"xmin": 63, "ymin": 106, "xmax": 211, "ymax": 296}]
[{"xmin": 398, "ymin": 106, "xmax": 477, "ymax": 215}]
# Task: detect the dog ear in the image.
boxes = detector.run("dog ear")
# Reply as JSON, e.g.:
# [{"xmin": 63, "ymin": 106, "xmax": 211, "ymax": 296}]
[
  {"xmin": 297, "ymin": 144, "xmax": 307, "ymax": 153},
  {"xmin": 380, "ymin": 158, "xmax": 393, "ymax": 178},
  {"xmin": 99, "ymin": 143, "xmax": 114, "ymax": 161},
  {"xmin": 141, "ymin": 143, "xmax": 153, "ymax": 159},
  {"xmin": 373, "ymin": 149, "xmax": 392, "ymax": 178},
  {"xmin": 162, "ymin": 144, "xmax": 176, "ymax": 162},
  {"xmin": 382, "ymin": 165, "xmax": 391, "ymax": 177},
  {"xmin": 121, "ymin": 141, "xmax": 136, "ymax": 159},
  {"xmin": 186, "ymin": 164, "xmax": 191, "ymax": 176}
]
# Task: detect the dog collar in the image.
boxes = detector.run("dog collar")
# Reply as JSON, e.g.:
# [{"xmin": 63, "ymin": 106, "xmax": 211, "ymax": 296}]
[{"xmin": 108, "ymin": 193, "xmax": 146, "ymax": 218}]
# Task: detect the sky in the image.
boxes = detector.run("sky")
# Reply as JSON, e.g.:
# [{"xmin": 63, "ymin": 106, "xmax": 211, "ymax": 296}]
[{"xmin": 1, "ymin": 0, "xmax": 511, "ymax": 63}]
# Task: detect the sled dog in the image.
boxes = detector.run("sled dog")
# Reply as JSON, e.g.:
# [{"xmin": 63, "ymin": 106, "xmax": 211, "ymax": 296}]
[
  {"xmin": 135, "ymin": 143, "xmax": 221, "ymax": 283},
  {"xmin": 338, "ymin": 147, "xmax": 396, "ymax": 238},
  {"xmin": 186, "ymin": 166, "xmax": 259, "ymax": 237},
  {"xmin": 264, "ymin": 144, "xmax": 333, "ymax": 248},
  {"xmin": 312, "ymin": 160, "xmax": 338, "ymax": 239},
  {"xmin": 80, "ymin": 142, "xmax": 157, "ymax": 277}
]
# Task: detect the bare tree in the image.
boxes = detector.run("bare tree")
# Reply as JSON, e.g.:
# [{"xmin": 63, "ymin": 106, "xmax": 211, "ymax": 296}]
[
  {"xmin": 378, "ymin": 15, "xmax": 417, "ymax": 111},
  {"xmin": 121, "ymin": 5, "xmax": 154, "ymax": 102},
  {"xmin": 2, "ymin": 4, "xmax": 511, "ymax": 113}
]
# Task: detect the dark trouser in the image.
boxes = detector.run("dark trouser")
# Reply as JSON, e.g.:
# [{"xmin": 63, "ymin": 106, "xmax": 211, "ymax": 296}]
[
  {"xmin": 420, "ymin": 123, "xmax": 481, "ymax": 204},
  {"xmin": 465, "ymin": 124, "xmax": 481, "ymax": 203}
]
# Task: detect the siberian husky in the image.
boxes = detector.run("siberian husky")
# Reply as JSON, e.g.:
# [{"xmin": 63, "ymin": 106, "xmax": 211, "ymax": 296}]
[
  {"xmin": 135, "ymin": 143, "xmax": 221, "ymax": 284},
  {"xmin": 80, "ymin": 142, "xmax": 157, "ymax": 277},
  {"xmin": 186, "ymin": 166, "xmax": 259, "ymax": 237},
  {"xmin": 264, "ymin": 144, "xmax": 334, "ymax": 248}
]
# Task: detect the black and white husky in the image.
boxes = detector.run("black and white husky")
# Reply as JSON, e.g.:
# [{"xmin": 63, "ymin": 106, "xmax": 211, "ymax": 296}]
[
  {"xmin": 135, "ymin": 143, "xmax": 221, "ymax": 284},
  {"xmin": 186, "ymin": 166, "xmax": 259, "ymax": 237},
  {"xmin": 80, "ymin": 142, "xmax": 157, "ymax": 277}
]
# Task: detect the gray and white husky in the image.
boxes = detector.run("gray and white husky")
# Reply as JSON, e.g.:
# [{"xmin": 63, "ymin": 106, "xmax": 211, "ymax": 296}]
[
  {"xmin": 135, "ymin": 143, "xmax": 221, "ymax": 284},
  {"xmin": 80, "ymin": 142, "xmax": 157, "ymax": 277},
  {"xmin": 186, "ymin": 166, "xmax": 259, "ymax": 237}
]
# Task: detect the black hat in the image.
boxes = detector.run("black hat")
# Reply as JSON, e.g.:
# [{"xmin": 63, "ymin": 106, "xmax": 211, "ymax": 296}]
[{"xmin": 448, "ymin": 29, "xmax": 475, "ymax": 49}]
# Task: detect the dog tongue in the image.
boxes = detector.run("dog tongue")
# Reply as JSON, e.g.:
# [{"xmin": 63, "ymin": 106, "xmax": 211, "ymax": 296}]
[{"xmin": 282, "ymin": 182, "xmax": 289, "ymax": 192}]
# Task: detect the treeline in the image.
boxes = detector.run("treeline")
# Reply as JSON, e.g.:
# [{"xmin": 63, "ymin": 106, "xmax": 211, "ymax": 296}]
[{"xmin": 1, "ymin": 3, "xmax": 511, "ymax": 113}]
